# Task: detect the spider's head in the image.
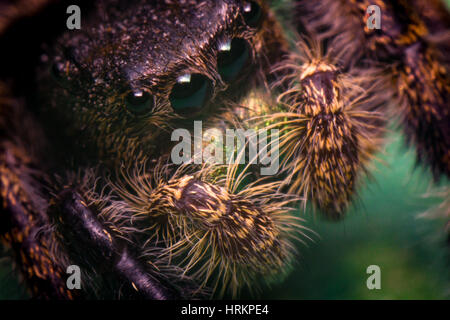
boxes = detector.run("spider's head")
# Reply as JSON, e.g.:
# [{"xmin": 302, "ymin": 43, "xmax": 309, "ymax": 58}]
[{"xmin": 37, "ymin": 0, "xmax": 287, "ymax": 167}]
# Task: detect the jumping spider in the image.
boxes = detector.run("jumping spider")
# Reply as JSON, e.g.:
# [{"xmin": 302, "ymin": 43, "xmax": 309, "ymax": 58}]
[{"xmin": 0, "ymin": 0, "xmax": 448, "ymax": 299}]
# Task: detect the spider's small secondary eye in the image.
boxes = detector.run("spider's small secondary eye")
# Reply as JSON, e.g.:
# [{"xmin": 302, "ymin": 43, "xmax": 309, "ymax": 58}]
[
  {"xmin": 242, "ymin": 1, "xmax": 262, "ymax": 28},
  {"xmin": 51, "ymin": 62, "xmax": 64, "ymax": 80},
  {"xmin": 170, "ymin": 73, "xmax": 213, "ymax": 114},
  {"xmin": 217, "ymin": 38, "xmax": 250, "ymax": 82},
  {"xmin": 50, "ymin": 62, "xmax": 71, "ymax": 86},
  {"xmin": 125, "ymin": 90, "xmax": 154, "ymax": 115},
  {"xmin": 50, "ymin": 61, "xmax": 75, "ymax": 89}
]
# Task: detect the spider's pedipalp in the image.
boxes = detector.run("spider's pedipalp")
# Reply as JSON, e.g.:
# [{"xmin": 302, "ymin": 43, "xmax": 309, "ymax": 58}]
[
  {"xmin": 257, "ymin": 38, "xmax": 387, "ymax": 220},
  {"xmin": 108, "ymin": 158, "xmax": 308, "ymax": 297}
]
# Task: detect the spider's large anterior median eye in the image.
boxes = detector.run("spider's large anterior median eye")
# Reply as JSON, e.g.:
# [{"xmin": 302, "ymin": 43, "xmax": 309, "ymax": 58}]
[
  {"xmin": 217, "ymin": 38, "xmax": 250, "ymax": 82},
  {"xmin": 170, "ymin": 73, "xmax": 213, "ymax": 114},
  {"xmin": 242, "ymin": 1, "xmax": 262, "ymax": 28},
  {"xmin": 125, "ymin": 90, "xmax": 154, "ymax": 115}
]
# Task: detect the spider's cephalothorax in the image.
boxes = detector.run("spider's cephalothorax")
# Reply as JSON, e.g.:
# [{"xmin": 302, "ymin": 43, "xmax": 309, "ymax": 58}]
[
  {"xmin": 259, "ymin": 39, "xmax": 387, "ymax": 219},
  {"xmin": 36, "ymin": 0, "xmax": 288, "ymax": 168}
]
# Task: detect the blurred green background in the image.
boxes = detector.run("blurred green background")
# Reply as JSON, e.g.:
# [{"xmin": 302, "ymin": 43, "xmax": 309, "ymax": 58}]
[
  {"xmin": 260, "ymin": 130, "xmax": 449, "ymax": 299},
  {"xmin": 0, "ymin": 1, "xmax": 449, "ymax": 300}
]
